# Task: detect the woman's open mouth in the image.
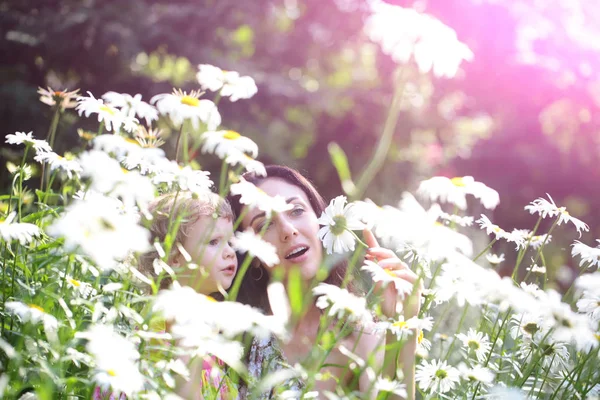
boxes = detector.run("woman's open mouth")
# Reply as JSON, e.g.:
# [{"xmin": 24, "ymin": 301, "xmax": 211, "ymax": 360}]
[{"xmin": 285, "ymin": 246, "xmax": 309, "ymax": 261}]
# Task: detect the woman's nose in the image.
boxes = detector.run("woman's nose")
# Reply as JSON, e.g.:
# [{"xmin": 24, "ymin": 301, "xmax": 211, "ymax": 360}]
[{"xmin": 278, "ymin": 217, "xmax": 298, "ymax": 242}]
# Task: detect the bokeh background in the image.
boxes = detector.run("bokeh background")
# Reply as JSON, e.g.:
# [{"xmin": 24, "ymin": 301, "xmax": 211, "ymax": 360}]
[{"xmin": 2, "ymin": 0, "xmax": 600, "ymax": 281}]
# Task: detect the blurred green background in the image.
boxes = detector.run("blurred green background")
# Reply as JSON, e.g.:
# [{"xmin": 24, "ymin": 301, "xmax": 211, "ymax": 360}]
[{"xmin": 2, "ymin": 0, "xmax": 600, "ymax": 280}]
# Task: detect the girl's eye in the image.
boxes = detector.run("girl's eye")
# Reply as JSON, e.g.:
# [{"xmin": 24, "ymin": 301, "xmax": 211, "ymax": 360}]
[{"xmin": 209, "ymin": 238, "xmax": 219, "ymax": 246}]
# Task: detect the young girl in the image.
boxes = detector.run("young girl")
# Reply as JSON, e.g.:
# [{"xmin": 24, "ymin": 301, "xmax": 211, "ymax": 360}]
[{"xmin": 93, "ymin": 190, "xmax": 239, "ymax": 400}]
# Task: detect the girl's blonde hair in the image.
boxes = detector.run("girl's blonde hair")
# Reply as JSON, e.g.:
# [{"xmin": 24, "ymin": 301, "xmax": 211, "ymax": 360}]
[{"xmin": 139, "ymin": 191, "xmax": 234, "ymax": 288}]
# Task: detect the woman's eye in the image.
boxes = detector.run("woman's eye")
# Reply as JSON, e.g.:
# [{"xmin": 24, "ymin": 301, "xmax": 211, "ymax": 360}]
[
  {"xmin": 209, "ymin": 239, "xmax": 219, "ymax": 246},
  {"xmin": 256, "ymin": 220, "xmax": 273, "ymax": 232},
  {"xmin": 291, "ymin": 207, "xmax": 305, "ymax": 216}
]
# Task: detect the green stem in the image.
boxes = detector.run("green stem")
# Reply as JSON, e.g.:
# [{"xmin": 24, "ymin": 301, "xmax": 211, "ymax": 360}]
[
  {"xmin": 443, "ymin": 304, "xmax": 470, "ymax": 360},
  {"xmin": 472, "ymin": 239, "xmax": 497, "ymax": 262},
  {"xmin": 17, "ymin": 145, "xmax": 30, "ymax": 222},
  {"xmin": 511, "ymin": 216, "xmax": 542, "ymax": 280},
  {"xmin": 174, "ymin": 123, "xmax": 185, "ymax": 164},
  {"xmin": 46, "ymin": 107, "xmax": 61, "ymax": 149},
  {"xmin": 218, "ymin": 159, "xmax": 228, "ymax": 196},
  {"xmin": 351, "ymin": 67, "xmax": 406, "ymax": 200}
]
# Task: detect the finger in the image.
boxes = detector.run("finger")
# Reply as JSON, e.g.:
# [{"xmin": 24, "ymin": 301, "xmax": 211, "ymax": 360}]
[
  {"xmin": 378, "ymin": 258, "xmax": 410, "ymax": 271},
  {"xmin": 366, "ymin": 247, "xmax": 396, "ymax": 259},
  {"xmin": 363, "ymin": 228, "xmax": 380, "ymax": 249},
  {"xmin": 387, "ymin": 270, "xmax": 418, "ymax": 283}
]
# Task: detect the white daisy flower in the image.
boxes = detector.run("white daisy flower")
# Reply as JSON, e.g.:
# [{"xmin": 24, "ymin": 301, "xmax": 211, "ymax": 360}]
[
  {"xmin": 0, "ymin": 212, "xmax": 42, "ymax": 245},
  {"xmin": 417, "ymin": 176, "xmax": 499, "ymax": 210},
  {"xmin": 77, "ymin": 324, "xmax": 144, "ymax": 396},
  {"xmin": 92, "ymin": 134, "xmax": 141, "ymax": 158},
  {"xmin": 417, "ymin": 329, "xmax": 432, "ymax": 357},
  {"xmin": 525, "ymin": 194, "xmax": 589, "ymax": 237},
  {"xmin": 509, "ymin": 312, "xmax": 542, "ymax": 339},
  {"xmin": 5, "ymin": 131, "xmax": 52, "ymax": 153},
  {"xmin": 150, "ymin": 89, "xmax": 221, "ymax": 130},
  {"xmin": 415, "ymin": 359, "xmax": 460, "ymax": 394},
  {"xmin": 526, "ymin": 263, "xmax": 546, "ymax": 275},
  {"xmin": 152, "ymin": 163, "xmax": 213, "ymax": 195},
  {"xmin": 572, "ymin": 240, "xmax": 600, "ymax": 269},
  {"xmin": 5, "ymin": 301, "xmax": 58, "ymax": 342},
  {"xmin": 457, "ymin": 363, "xmax": 494, "ymax": 385},
  {"xmin": 364, "ymin": 3, "xmax": 473, "ymax": 78},
  {"xmin": 313, "ymin": 283, "xmax": 372, "ymax": 325},
  {"xmin": 196, "ymin": 64, "xmax": 258, "ymax": 101},
  {"xmin": 37, "ymin": 86, "xmax": 79, "ymax": 110},
  {"xmin": 317, "ymin": 196, "xmax": 367, "ymax": 254},
  {"xmin": 76, "ymin": 92, "xmax": 131, "ymax": 132},
  {"xmin": 200, "ymin": 130, "xmax": 259, "ymax": 159},
  {"xmin": 575, "ymin": 271, "xmax": 600, "ymax": 293},
  {"xmin": 456, "ymin": 328, "xmax": 491, "ymax": 362},
  {"xmin": 577, "ymin": 291, "xmax": 600, "ymax": 323},
  {"xmin": 376, "ymin": 315, "xmax": 420, "ymax": 339},
  {"xmin": 47, "ymin": 195, "xmax": 151, "ymax": 271},
  {"xmin": 486, "ymin": 253, "xmax": 505, "ymax": 265},
  {"xmin": 232, "ymin": 229, "xmax": 280, "ymax": 267},
  {"xmin": 360, "ymin": 259, "xmax": 413, "ymax": 299},
  {"xmin": 229, "ymin": 178, "xmax": 293, "ymax": 216},
  {"xmin": 34, "ymin": 151, "xmax": 82, "ymax": 179},
  {"xmin": 476, "ymin": 215, "xmax": 512, "ymax": 241},
  {"xmin": 102, "ymin": 92, "xmax": 158, "ymax": 125},
  {"xmin": 517, "ymin": 338, "xmax": 569, "ymax": 374},
  {"xmin": 374, "ymin": 377, "xmax": 407, "ymax": 397},
  {"xmin": 437, "ymin": 211, "xmax": 474, "ymax": 227},
  {"xmin": 487, "ymin": 386, "xmax": 527, "ymax": 400},
  {"xmin": 225, "ymin": 149, "xmax": 267, "ymax": 176}
]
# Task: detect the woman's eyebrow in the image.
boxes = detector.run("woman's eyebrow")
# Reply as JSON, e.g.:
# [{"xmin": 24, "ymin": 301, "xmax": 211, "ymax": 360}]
[
  {"xmin": 286, "ymin": 196, "xmax": 299, "ymax": 203},
  {"xmin": 250, "ymin": 211, "xmax": 266, "ymax": 226}
]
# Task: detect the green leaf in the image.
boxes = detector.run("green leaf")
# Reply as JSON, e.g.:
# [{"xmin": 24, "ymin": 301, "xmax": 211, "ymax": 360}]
[
  {"xmin": 287, "ymin": 266, "xmax": 303, "ymax": 317},
  {"xmin": 328, "ymin": 142, "xmax": 356, "ymax": 195}
]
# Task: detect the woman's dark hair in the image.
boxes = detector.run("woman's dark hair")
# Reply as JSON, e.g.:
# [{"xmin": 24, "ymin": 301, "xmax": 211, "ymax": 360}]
[{"xmin": 228, "ymin": 165, "xmax": 359, "ymax": 313}]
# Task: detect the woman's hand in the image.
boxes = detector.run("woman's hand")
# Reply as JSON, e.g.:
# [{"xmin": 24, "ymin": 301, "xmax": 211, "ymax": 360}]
[{"xmin": 363, "ymin": 229, "xmax": 422, "ymax": 319}]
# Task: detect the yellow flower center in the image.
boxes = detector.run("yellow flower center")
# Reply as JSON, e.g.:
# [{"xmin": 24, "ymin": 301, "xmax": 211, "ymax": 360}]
[
  {"xmin": 68, "ymin": 278, "xmax": 81, "ymax": 287},
  {"xmin": 99, "ymin": 105, "xmax": 116, "ymax": 115},
  {"xmin": 451, "ymin": 177, "xmax": 466, "ymax": 187},
  {"xmin": 595, "ymin": 333, "xmax": 600, "ymax": 341},
  {"xmin": 29, "ymin": 304, "xmax": 45, "ymax": 312},
  {"xmin": 384, "ymin": 269, "xmax": 396, "ymax": 278},
  {"xmin": 181, "ymin": 96, "xmax": 200, "ymax": 107},
  {"xmin": 392, "ymin": 320, "xmax": 408, "ymax": 329},
  {"xmin": 493, "ymin": 226, "xmax": 502, "ymax": 233},
  {"xmin": 206, "ymin": 296, "xmax": 218, "ymax": 302},
  {"xmin": 418, "ymin": 330, "xmax": 424, "ymax": 344},
  {"xmin": 223, "ymin": 130, "xmax": 241, "ymax": 140},
  {"xmin": 107, "ymin": 369, "xmax": 117, "ymax": 377},
  {"xmin": 53, "ymin": 91, "xmax": 64, "ymax": 96}
]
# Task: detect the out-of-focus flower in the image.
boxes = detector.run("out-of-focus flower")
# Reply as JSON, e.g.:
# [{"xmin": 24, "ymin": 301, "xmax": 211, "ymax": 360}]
[
  {"xmin": 200, "ymin": 130, "xmax": 258, "ymax": 159},
  {"xmin": 47, "ymin": 194, "xmax": 151, "ymax": 271},
  {"xmin": 364, "ymin": 3, "xmax": 473, "ymax": 78},
  {"xmin": 313, "ymin": 283, "xmax": 372, "ymax": 325},
  {"xmin": 486, "ymin": 253, "xmax": 505, "ymax": 266},
  {"xmin": 576, "ymin": 291, "xmax": 600, "ymax": 323},
  {"xmin": 150, "ymin": 89, "xmax": 221, "ymax": 130},
  {"xmin": 525, "ymin": 194, "xmax": 589, "ymax": 237},
  {"xmin": 509, "ymin": 312, "xmax": 542, "ymax": 339},
  {"xmin": 374, "ymin": 377, "xmax": 407, "ymax": 397},
  {"xmin": 361, "ymin": 260, "xmax": 413, "ymax": 299},
  {"xmin": 77, "ymin": 92, "xmax": 135, "ymax": 133},
  {"xmin": 418, "ymin": 176, "xmax": 499, "ymax": 210},
  {"xmin": 77, "ymin": 324, "xmax": 144, "ymax": 396},
  {"xmin": 457, "ymin": 363, "xmax": 494, "ymax": 385},
  {"xmin": 38, "ymin": 87, "xmax": 79, "ymax": 111},
  {"xmin": 571, "ymin": 240, "xmax": 600, "ymax": 269},
  {"xmin": 225, "ymin": 149, "xmax": 267, "ymax": 177},
  {"xmin": 456, "ymin": 328, "xmax": 491, "ymax": 362},
  {"xmin": 517, "ymin": 337, "xmax": 569, "ymax": 373},
  {"xmin": 5, "ymin": 301, "xmax": 58, "ymax": 342},
  {"xmin": 437, "ymin": 211, "xmax": 473, "ymax": 227},
  {"xmin": 134, "ymin": 126, "xmax": 165, "ymax": 148},
  {"xmin": 232, "ymin": 229, "xmax": 280, "ymax": 267},
  {"xmin": 317, "ymin": 196, "xmax": 367, "ymax": 254},
  {"xmin": 526, "ymin": 263, "xmax": 546, "ymax": 275},
  {"xmin": 229, "ymin": 178, "xmax": 292, "ymax": 216},
  {"xmin": 102, "ymin": 92, "xmax": 158, "ymax": 125},
  {"xmin": 0, "ymin": 212, "xmax": 42, "ymax": 245},
  {"xmin": 152, "ymin": 164, "xmax": 213, "ymax": 195},
  {"xmin": 34, "ymin": 151, "xmax": 82, "ymax": 179},
  {"xmin": 197, "ymin": 64, "xmax": 258, "ymax": 101},
  {"xmin": 5, "ymin": 131, "xmax": 52, "ymax": 153},
  {"xmin": 415, "ymin": 359, "xmax": 460, "ymax": 394}
]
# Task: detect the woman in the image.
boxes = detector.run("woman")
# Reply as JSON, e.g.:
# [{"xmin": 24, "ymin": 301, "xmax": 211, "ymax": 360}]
[{"xmin": 230, "ymin": 165, "xmax": 421, "ymax": 399}]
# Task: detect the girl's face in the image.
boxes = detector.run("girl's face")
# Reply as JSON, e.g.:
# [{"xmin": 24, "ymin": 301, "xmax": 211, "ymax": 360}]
[
  {"xmin": 179, "ymin": 216, "xmax": 237, "ymax": 295},
  {"xmin": 242, "ymin": 178, "xmax": 323, "ymax": 280}
]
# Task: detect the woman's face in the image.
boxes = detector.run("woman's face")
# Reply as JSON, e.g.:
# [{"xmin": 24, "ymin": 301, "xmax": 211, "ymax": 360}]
[{"xmin": 242, "ymin": 177, "xmax": 323, "ymax": 280}]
